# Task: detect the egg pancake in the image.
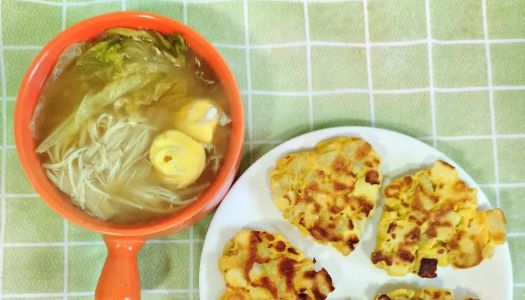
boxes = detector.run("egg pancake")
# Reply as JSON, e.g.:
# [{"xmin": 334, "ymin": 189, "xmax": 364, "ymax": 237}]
[
  {"xmin": 219, "ymin": 229, "xmax": 335, "ymax": 300},
  {"xmin": 371, "ymin": 160, "xmax": 506, "ymax": 278},
  {"xmin": 270, "ymin": 137, "xmax": 382, "ymax": 255},
  {"xmin": 374, "ymin": 287, "xmax": 478, "ymax": 300}
]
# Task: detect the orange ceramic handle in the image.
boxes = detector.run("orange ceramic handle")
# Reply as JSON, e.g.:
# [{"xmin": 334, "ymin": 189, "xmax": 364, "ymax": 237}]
[{"xmin": 95, "ymin": 236, "xmax": 145, "ymax": 300}]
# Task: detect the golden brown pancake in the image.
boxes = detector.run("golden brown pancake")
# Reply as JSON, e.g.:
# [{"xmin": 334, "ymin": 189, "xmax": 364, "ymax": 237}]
[
  {"xmin": 270, "ymin": 137, "xmax": 382, "ymax": 255},
  {"xmin": 219, "ymin": 229, "xmax": 335, "ymax": 300},
  {"xmin": 371, "ymin": 160, "xmax": 506, "ymax": 278}
]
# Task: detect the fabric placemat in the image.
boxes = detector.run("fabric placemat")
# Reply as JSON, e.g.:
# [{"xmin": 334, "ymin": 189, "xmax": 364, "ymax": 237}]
[{"xmin": 0, "ymin": 0, "xmax": 524, "ymax": 299}]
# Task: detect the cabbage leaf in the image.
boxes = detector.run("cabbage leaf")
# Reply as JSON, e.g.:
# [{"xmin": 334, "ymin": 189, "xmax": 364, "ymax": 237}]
[{"xmin": 36, "ymin": 29, "xmax": 190, "ymax": 153}]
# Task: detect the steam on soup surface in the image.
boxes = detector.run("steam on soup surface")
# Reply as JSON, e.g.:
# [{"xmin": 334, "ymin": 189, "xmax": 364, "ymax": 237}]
[{"xmin": 33, "ymin": 28, "xmax": 231, "ymax": 224}]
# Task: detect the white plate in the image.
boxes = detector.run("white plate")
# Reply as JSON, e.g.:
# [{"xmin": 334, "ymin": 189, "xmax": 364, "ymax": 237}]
[{"xmin": 199, "ymin": 127, "xmax": 512, "ymax": 300}]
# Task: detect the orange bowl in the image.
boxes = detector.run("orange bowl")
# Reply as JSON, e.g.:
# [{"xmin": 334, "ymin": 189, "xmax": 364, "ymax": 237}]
[{"xmin": 14, "ymin": 12, "xmax": 244, "ymax": 299}]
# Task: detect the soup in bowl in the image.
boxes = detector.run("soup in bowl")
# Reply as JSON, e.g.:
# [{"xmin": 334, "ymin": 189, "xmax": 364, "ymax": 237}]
[{"xmin": 15, "ymin": 12, "xmax": 243, "ymax": 299}]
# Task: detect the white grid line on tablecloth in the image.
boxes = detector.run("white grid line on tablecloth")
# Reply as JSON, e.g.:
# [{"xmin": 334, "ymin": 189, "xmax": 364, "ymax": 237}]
[
  {"xmin": 65, "ymin": 0, "xmax": 122, "ymax": 6},
  {"xmin": 243, "ymin": 134, "xmax": 525, "ymax": 142},
  {"xmin": 2, "ymin": 288, "xmax": 199, "ymax": 299},
  {"xmin": 2, "ymin": 0, "xmax": 373, "ymax": 9},
  {"xmin": 3, "ymin": 292, "xmax": 94, "ymax": 299},
  {"xmin": 17, "ymin": 0, "xmax": 62, "ymax": 6},
  {"xmin": 243, "ymin": 0, "xmax": 254, "ymax": 163},
  {"xmin": 479, "ymin": 182, "xmax": 525, "ymax": 189},
  {"xmin": 212, "ymin": 38, "xmax": 525, "ymax": 49},
  {"xmin": 183, "ymin": 0, "xmax": 188, "ymax": 24},
  {"xmin": 2, "ymin": 239, "xmax": 204, "ymax": 248},
  {"xmin": 303, "ymin": 1, "xmax": 314, "ymax": 130},
  {"xmin": 239, "ymin": 133, "xmax": 525, "ymax": 144},
  {"xmin": 178, "ymin": 8, "xmax": 194, "ymax": 300},
  {"xmin": 62, "ymin": 221, "xmax": 68, "ymax": 300},
  {"xmin": 182, "ymin": 5, "xmax": 195, "ymax": 300},
  {"xmin": 3, "ymin": 85, "xmax": 525, "ymax": 101},
  {"xmin": 8, "ymin": 0, "xmax": 524, "ymax": 12},
  {"xmin": 429, "ymin": 133, "xmax": 525, "ymax": 140},
  {"xmin": 5, "ymin": 37, "xmax": 525, "ymax": 52},
  {"xmin": 0, "ymin": 0, "xmax": 8, "ymax": 297},
  {"xmin": 60, "ymin": 2, "xmax": 69, "ymax": 298},
  {"xmin": 3, "ymin": 45, "xmax": 42, "ymax": 50},
  {"xmin": 482, "ymin": 0, "xmax": 501, "ymax": 209},
  {"xmin": 4, "ymin": 86, "xmax": 525, "ymax": 101},
  {"xmin": 15, "ymin": 0, "xmax": 378, "ymax": 5},
  {"xmin": 243, "ymin": 85, "xmax": 525, "ymax": 96},
  {"xmin": 424, "ymin": 0, "xmax": 437, "ymax": 148},
  {"xmin": 188, "ymin": 87, "xmax": 195, "ymax": 295},
  {"xmin": 141, "ymin": 288, "xmax": 198, "ymax": 294},
  {"xmin": 8, "ymin": 83, "xmax": 525, "ymax": 96},
  {"xmin": 191, "ymin": 0, "xmax": 365, "ymax": 2},
  {"xmin": 61, "ymin": 0, "xmax": 66, "ymax": 30},
  {"xmin": 196, "ymin": 37, "xmax": 525, "ymax": 47},
  {"xmin": 3, "ymin": 83, "xmax": 523, "ymax": 98},
  {"xmin": 252, "ymin": 85, "xmax": 522, "ymax": 94},
  {"xmin": 1, "ymin": 132, "xmax": 525, "ymax": 149},
  {"xmin": 362, "ymin": 0, "xmax": 375, "ymax": 126},
  {"xmin": 1, "ymin": 131, "xmax": 525, "ymax": 149},
  {"xmin": 3, "ymin": 194, "xmax": 41, "ymax": 198}
]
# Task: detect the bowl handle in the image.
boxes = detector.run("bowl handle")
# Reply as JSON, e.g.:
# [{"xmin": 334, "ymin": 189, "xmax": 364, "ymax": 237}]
[{"xmin": 95, "ymin": 235, "xmax": 145, "ymax": 300}]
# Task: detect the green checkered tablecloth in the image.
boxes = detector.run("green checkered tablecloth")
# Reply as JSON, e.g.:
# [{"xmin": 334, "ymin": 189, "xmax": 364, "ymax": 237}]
[{"xmin": 1, "ymin": 0, "xmax": 525, "ymax": 299}]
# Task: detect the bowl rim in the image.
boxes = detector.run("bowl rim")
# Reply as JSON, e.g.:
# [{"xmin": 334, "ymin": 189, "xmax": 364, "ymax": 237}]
[{"xmin": 14, "ymin": 11, "xmax": 244, "ymax": 237}]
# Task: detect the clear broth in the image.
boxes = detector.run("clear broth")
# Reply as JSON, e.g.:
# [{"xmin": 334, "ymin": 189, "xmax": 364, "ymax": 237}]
[{"xmin": 33, "ymin": 29, "xmax": 231, "ymax": 224}]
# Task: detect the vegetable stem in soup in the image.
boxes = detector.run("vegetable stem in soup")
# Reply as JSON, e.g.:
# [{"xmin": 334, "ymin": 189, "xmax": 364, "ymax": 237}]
[{"xmin": 32, "ymin": 28, "xmax": 231, "ymax": 224}]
